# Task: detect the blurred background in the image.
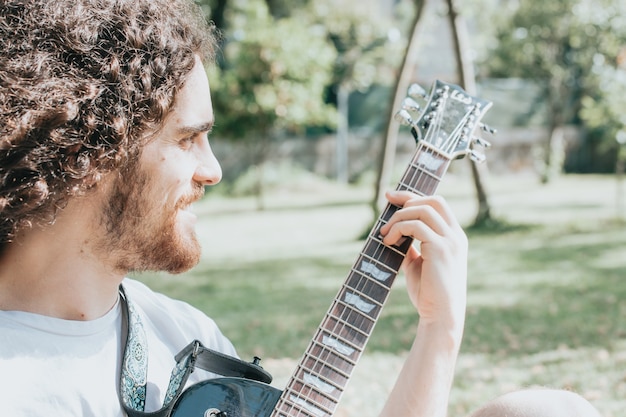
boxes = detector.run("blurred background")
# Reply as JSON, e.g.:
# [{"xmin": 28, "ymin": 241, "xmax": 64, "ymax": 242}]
[{"xmin": 137, "ymin": 0, "xmax": 626, "ymax": 415}]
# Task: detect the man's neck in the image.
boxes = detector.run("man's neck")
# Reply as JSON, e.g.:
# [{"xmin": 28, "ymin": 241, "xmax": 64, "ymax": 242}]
[{"xmin": 0, "ymin": 199, "xmax": 124, "ymax": 321}]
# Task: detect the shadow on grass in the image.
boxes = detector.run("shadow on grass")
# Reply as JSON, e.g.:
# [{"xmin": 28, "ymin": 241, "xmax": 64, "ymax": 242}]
[
  {"xmin": 462, "ymin": 270, "xmax": 626, "ymax": 358},
  {"xmin": 137, "ymin": 220, "xmax": 626, "ymax": 360},
  {"xmin": 465, "ymin": 217, "xmax": 539, "ymax": 235},
  {"xmin": 137, "ymin": 257, "xmax": 347, "ymax": 359}
]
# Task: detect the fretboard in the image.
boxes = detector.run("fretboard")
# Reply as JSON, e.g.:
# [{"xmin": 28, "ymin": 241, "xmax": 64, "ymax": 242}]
[{"xmin": 270, "ymin": 142, "xmax": 452, "ymax": 417}]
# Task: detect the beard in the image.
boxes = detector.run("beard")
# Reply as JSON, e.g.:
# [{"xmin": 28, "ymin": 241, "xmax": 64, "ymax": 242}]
[{"xmin": 99, "ymin": 164, "xmax": 204, "ymax": 274}]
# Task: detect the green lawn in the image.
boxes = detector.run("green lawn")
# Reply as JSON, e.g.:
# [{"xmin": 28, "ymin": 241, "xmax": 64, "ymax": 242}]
[{"xmin": 136, "ymin": 172, "xmax": 626, "ymax": 416}]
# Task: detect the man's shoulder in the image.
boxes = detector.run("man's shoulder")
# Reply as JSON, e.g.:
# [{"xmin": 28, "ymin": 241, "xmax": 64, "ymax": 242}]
[
  {"xmin": 120, "ymin": 277, "xmax": 237, "ymax": 357},
  {"xmin": 121, "ymin": 277, "xmax": 205, "ymax": 324}
]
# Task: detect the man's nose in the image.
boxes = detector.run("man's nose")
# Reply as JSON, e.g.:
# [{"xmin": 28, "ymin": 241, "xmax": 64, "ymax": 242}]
[{"xmin": 194, "ymin": 143, "xmax": 222, "ymax": 186}]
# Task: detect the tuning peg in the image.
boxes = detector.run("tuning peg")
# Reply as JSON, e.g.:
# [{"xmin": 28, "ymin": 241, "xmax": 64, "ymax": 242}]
[
  {"xmin": 479, "ymin": 123, "xmax": 497, "ymax": 135},
  {"xmin": 473, "ymin": 136, "xmax": 491, "ymax": 148},
  {"xmin": 469, "ymin": 149, "xmax": 486, "ymax": 163},
  {"xmin": 401, "ymin": 97, "xmax": 421, "ymax": 113},
  {"xmin": 394, "ymin": 109, "xmax": 414, "ymax": 126},
  {"xmin": 407, "ymin": 83, "xmax": 427, "ymax": 99}
]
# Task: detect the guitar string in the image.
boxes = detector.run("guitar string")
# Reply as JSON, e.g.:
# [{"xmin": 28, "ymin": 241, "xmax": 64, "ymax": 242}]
[
  {"xmin": 279, "ymin": 122, "xmax": 453, "ymax": 417},
  {"xmin": 274, "ymin": 88, "xmax": 474, "ymax": 416},
  {"xmin": 275, "ymin": 182, "xmax": 409, "ymax": 416},
  {"xmin": 279, "ymin": 88, "xmax": 482, "ymax": 417},
  {"xmin": 275, "ymin": 141, "xmax": 441, "ymax": 417}
]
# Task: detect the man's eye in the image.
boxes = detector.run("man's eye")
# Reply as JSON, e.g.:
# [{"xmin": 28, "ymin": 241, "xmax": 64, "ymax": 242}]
[{"xmin": 179, "ymin": 136, "xmax": 194, "ymax": 149}]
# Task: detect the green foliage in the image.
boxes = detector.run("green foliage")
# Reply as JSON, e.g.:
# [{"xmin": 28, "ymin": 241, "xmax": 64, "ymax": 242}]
[
  {"xmin": 482, "ymin": 0, "xmax": 626, "ymax": 172},
  {"xmin": 136, "ymin": 173, "xmax": 625, "ymax": 415},
  {"xmin": 309, "ymin": 0, "xmax": 407, "ymax": 92},
  {"xmin": 580, "ymin": 63, "xmax": 626, "ymax": 155},
  {"xmin": 209, "ymin": 0, "xmax": 337, "ymax": 140}
]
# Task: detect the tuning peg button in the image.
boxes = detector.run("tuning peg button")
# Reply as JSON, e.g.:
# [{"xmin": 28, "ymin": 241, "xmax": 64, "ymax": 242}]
[
  {"xmin": 401, "ymin": 97, "xmax": 421, "ymax": 113},
  {"xmin": 473, "ymin": 136, "xmax": 492, "ymax": 148},
  {"xmin": 469, "ymin": 150, "xmax": 487, "ymax": 163},
  {"xmin": 394, "ymin": 109, "xmax": 414, "ymax": 126},
  {"xmin": 408, "ymin": 83, "xmax": 427, "ymax": 98},
  {"xmin": 480, "ymin": 123, "xmax": 497, "ymax": 135}
]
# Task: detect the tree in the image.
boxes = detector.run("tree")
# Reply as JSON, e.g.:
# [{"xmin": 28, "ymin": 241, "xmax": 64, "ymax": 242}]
[
  {"xmin": 309, "ymin": 0, "xmax": 405, "ymax": 183},
  {"xmin": 371, "ymin": 0, "xmax": 495, "ymax": 227},
  {"xmin": 483, "ymin": 0, "xmax": 626, "ymax": 181},
  {"xmin": 371, "ymin": 0, "xmax": 426, "ymax": 217},
  {"xmin": 446, "ymin": 0, "xmax": 494, "ymax": 226},
  {"xmin": 208, "ymin": 0, "xmax": 337, "ymax": 208}
]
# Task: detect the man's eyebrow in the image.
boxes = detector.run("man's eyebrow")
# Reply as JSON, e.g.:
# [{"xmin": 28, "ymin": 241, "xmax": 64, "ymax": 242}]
[{"xmin": 176, "ymin": 121, "xmax": 214, "ymax": 136}]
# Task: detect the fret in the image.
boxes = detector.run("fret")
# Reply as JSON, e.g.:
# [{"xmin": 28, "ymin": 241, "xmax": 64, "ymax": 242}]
[
  {"xmin": 282, "ymin": 386, "xmax": 334, "ymax": 416},
  {"xmin": 289, "ymin": 371, "xmax": 342, "ymax": 402},
  {"xmin": 276, "ymin": 394, "xmax": 323, "ymax": 417},
  {"xmin": 413, "ymin": 168, "xmax": 440, "ymax": 194},
  {"xmin": 352, "ymin": 256, "xmax": 397, "ymax": 285},
  {"xmin": 348, "ymin": 266, "xmax": 393, "ymax": 295},
  {"xmin": 296, "ymin": 365, "xmax": 344, "ymax": 394},
  {"xmin": 339, "ymin": 285, "xmax": 383, "ymax": 312},
  {"xmin": 308, "ymin": 340, "xmax": 357, "ymax": 371},
  {"xmin": 322, "ymin": 311, "xmax": 370, "ymax": 340},
  {"xmin": 329, "ymin": 299, "xmax": 376, "ymax": 334},
  {"xmin": 345, "ymin": 273, "xmax": 391, "ymax": 304},
  {"xmin": 343, "ymin": 275, "xmax": 388, "ymax": 305},
  {"xmin": 396, "ymin": 151, "xmax": 450, "ymax": 194},
  {"xmin": 379, "ymin": 203, "xmax": 401, "ymax": 222},
  {"xmin": 357, "ymin": 252, "xmax": 399, "ymax": 276},
  {"xmin": 316, "ymin": 329, "xmax": 363, "ymax": 357},
  {"xmin": 302, "ymin": 350, "xmax": 353, "ymax": 380},
  {"xmin": 276, "ymin": 394, "xmax": 328, "ymax": 417},
  {"xmin": 309, "ymin": 339, "xmax": 357, "ymax": 366},
  {"xmin": 413, "ymin": 143, "xmax": 449, "ymax": 172},
  {"xmin": 293, "ymin": 366, "xmax": 343, "ymax": 397},
  {"xmin": 366, "ymin": 233, "xmax": 406, "ymax": 258},
  {"xmin": 398, "ymin": 178, "xmax": 440, "ymax": 197},
  {"xmin": 301, "ymin": 372, "xmax": 339, "ymax": 395},
  {"xmin": 287, "ymin": 383, "xmax": 336, "ymax": 408},
  {"xmin": 406, "ymin": 159, "xmax": 443, "ymax": 181},
  {"xmin": 361, "ymin": 241, "xmax": 406, "ymax": 270}
]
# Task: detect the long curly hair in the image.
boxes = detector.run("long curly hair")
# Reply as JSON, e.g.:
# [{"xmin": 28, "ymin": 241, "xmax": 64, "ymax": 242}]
[{"xmin": 0, "ymin": 0, "xmax": 217, "ymax": 244}]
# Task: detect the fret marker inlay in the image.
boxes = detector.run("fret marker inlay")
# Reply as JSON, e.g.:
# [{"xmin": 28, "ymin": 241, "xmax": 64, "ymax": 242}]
[
  {"xmin": 360, "ymin": 260, "xmax": 391, "ymax": 282},
  {"xmin": 344, "ymin": 292, "xmax": 375, "ymax": 314},
  {"xmin": 289, "ymin": 395, "xmax": 325, "ymax": 417},
  {"xmin": 417, "ymin": 152, "xmax": 445, "ymax": 171},
  {"xmin": 322, "ymin": 336, "xmax": 355, "ymax": 356},
  {"xmin": 303, "ymin": 372, "xmax": 335, "ymax": 394}
]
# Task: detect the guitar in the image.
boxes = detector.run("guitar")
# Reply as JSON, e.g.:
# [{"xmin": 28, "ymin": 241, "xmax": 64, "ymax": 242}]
[{"xmin": 170, "ymin": 80, "xmax": 493, "ymax": 417}]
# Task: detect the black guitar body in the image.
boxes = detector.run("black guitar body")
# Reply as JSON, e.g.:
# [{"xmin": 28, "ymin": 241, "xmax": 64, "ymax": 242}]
[{"xmin": 170, "ymin": 378, "xmax": 282, "ymax": 417}]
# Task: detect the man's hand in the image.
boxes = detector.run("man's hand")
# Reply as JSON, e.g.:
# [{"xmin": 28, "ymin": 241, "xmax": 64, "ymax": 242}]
[{"xmin": 379, "ymin": 190, "xmax": 468, "ymax": 335}]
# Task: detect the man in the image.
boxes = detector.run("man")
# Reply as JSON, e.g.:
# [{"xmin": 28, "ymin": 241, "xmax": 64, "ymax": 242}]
[{"xmin": 0, "ymin": 0, "xmax": 602, "ymax": 416}]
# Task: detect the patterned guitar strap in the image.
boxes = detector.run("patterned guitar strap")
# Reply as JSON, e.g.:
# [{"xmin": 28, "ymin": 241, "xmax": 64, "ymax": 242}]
[
  {"xmin": 118, "ymin": 285, "xmax": 198, "ymax": 417},
  {"xmin": 117, "ymin": 285, "xmax": 273, "ymax": 417}
]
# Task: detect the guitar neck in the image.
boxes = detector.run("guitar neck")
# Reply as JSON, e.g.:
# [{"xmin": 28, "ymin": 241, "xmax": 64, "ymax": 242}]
[{"xmin": 271, "ymin": 143, "xmax": 452, "ymax": 417}]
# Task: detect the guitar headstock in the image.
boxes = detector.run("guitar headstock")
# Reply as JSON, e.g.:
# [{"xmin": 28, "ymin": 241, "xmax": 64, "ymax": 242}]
[{"xmin": 395, "ymin": 80, "xmax": 494, "ymax": 162}]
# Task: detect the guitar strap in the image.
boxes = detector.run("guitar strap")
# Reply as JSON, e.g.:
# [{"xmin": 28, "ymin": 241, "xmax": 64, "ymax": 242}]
[{"xmin": 117, "ymin": 285, "xmax": 272, "ymax": 417}]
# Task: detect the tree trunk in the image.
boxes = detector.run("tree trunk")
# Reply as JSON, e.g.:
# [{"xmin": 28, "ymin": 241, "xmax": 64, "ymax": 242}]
[
  {"xmin": 446, "ymin": 0, "xmax": 493, "ymax": 226},
  {"xmin": 370, "ymin": 0, "xmax": 428, "ymax": 218},
  {"xmin": 541, "ymin": 81, "xmax": 566, "ymax": 184},
  {"xmin": 252, "ymin": 133, "xmax": 272, "ymax": 211},
  {"xmin": 616, "ymin": 147, "xmax": 625, "ymax": 220},
  {"xmin": 336, "ymin": 83, "xmax": 350, "ymax": 184}
]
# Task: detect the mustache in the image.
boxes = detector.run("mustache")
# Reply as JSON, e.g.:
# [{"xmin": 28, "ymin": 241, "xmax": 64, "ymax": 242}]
[{"xmin": 176, "ymin": 183, "xmax": 205, "ymax": 208}]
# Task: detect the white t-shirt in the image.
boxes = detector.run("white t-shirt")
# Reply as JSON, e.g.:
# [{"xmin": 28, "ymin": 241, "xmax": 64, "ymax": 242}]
[{"xmin": 0, "ymin": 278, "xmax": 238, "ymax": 416}]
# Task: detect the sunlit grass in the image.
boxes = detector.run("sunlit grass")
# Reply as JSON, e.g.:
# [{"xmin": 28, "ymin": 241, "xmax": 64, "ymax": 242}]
[{"xmin": 135, "ymin": 173, "xmax": 626, "ymax": 416}]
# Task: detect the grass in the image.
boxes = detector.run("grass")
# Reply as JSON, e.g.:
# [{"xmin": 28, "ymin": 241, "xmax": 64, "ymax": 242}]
[{"xmin": 135, "ymin": 172, "xmax": 626, "ymax": 416}]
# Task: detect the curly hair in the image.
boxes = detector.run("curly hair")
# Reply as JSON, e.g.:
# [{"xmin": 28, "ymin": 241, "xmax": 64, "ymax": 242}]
[{"xmin": 0, "ymin": 0, "xmax": 218, "ymax": 244}]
